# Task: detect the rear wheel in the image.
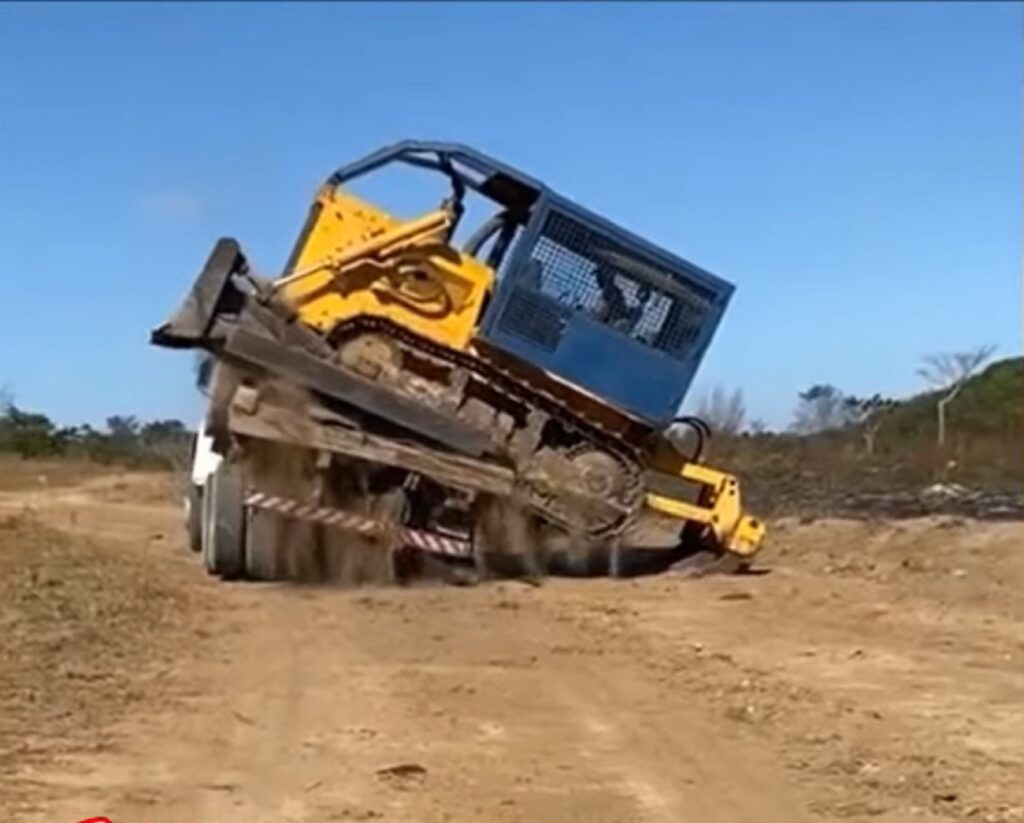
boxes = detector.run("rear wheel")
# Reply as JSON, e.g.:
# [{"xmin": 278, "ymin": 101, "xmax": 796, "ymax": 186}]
[
  {"xmin": 367, "ymin": 487, "xmax": 409, "ymax": 585},
  {"xmin": 188, "ymin": 483, "xmax": 205, "ymax": 552},
  {"xmin": 323, "ymin": 484, "xmax": 408, "ymax": 586},
  {"xmin": 244, "ymin": 507, "xmax": 280, "ymax": 581},
  {"xmin": 472, "ymin": 496, "xmax": 544, "ymax": 581},
  {"xmin": 203, "ymin": 462, "xmax": 245, "ymax": 579},
  {"xmin": 186, "ymin": 482, "xmax": 203, "ymax": 554}
]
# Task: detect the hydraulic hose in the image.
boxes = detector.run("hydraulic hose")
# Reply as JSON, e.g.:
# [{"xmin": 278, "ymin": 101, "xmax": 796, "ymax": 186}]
[{"xmin": 668, "ymin": 415, "xmax": 711, "ymax": 463}]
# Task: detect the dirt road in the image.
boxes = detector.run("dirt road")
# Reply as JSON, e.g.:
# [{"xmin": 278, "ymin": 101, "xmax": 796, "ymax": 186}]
[{"xmin": 1, "ymin": 467, "xmax": 1022, "ymax": 823}]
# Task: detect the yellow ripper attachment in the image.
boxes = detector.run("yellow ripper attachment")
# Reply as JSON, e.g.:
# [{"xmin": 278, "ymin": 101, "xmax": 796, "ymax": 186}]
[{"xmin": 645, "ymin": 462, "xmax": 766, "ymax": 558}]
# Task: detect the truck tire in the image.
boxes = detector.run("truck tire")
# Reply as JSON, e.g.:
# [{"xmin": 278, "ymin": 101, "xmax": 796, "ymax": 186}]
[
  {"xmin": 186, "ymin": 483, "xmax": 203, "ymax": 554},
  {"xmin": 472, "ymin": 496, "xmax": 543, "ymax": 582},
  {"xmin": 244, "ymin": 508, "xmax": 280, "ymax": 582},
  {"xmin": 203, "ymin": 462, "xmax": 245, "ymax": 579},
  {"xmin": 368, "ymin": 487, "xmax": 409, "ymax": 585}
]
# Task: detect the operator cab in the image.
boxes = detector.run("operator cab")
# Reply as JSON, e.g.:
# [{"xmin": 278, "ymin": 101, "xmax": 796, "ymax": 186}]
[{"xmin": 311, "ymin": 141, "xmax": 734, "ymax": 428}]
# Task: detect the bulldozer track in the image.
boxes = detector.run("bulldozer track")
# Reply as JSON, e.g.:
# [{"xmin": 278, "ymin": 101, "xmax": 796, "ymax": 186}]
[{"xmin": 330, "ymin": 316, "xmax": 647, "ymax": 539}]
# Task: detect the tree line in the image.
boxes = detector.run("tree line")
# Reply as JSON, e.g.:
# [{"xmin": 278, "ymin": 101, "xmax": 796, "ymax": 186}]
[
  {"xmin": 0, "ymin": 395, "xmax": 192, "ymax": 469},
  {"xmin": 1, "ymin": 346, "xmax": 1010, "ymax": 475},
  {"xmin": 696, "ymin": 345, "xmax": 1003, "ymax": 452}
]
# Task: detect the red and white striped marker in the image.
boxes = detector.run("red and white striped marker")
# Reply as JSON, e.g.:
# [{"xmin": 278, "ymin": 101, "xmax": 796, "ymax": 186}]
[{"xmin": 244, "ymin": 491, "xmax": 471, "ymax": 558}]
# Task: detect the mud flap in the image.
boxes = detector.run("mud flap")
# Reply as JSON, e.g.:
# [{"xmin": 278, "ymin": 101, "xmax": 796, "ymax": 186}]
[{"xmin": 151, "ymin": 238, "xmax": 246, "ymax": 349}]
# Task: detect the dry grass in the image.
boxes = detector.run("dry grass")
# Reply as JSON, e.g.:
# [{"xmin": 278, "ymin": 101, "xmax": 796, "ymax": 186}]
[
  {"xmin": 0, "ymin": 457, "xmax": 114, "ymax": 492},
  {"xmin": 0, "ymin": 511, "xmax": 196, "ymax": 810}
]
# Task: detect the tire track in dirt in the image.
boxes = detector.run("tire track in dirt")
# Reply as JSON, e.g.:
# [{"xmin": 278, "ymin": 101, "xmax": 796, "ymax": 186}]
[
  {"xmin": 2, "ymin": 472, "xmax": 817, "ymax": 822},
  {"xmin": 3, "ymin": 473, "xmax": 1022, "ymax": 823}
]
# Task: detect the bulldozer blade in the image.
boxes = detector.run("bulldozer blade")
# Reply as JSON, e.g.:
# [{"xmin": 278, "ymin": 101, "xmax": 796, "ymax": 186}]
[{"xmin": 151, "ymin": 238, "xmax": 246, "ymax": 349}]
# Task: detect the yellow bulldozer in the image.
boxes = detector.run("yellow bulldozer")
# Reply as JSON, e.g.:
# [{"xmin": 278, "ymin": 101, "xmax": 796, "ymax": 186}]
[{"xmin": 152, "ymin": 141, "xmax": 763, "ymax": 583}]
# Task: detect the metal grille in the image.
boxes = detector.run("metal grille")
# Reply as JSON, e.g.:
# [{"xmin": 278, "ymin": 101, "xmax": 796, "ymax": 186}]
[
  {"xmin": 498, "ymin": 287, "xmax": 566, "ymax": 351},
  {"xmin": 514, "ymin": 212, "xmax": 716, "ymax": 359}
]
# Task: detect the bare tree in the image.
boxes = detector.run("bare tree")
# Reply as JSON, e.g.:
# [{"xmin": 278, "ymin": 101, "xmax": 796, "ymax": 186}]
[
  {"xmin": 746, "ymin": 418, "xmax": 768, "ymax": 436},
  {"xmin": 844, "ymin": 394, "xmax": 898, "ymax": 455},
  {"xmin": 917, "ymin": 346, "xmax": 996, "ymax": 446},
  {"xmin": 141, "ymin": 419, "xmax": 192, "ymax": 472},
  {"xmin": 696, "ymin": 385, "xmax": 746, "ymax": 436},
  {"xmin": 790, "ymin": 384, "xmax": 850, "ymax": 434}
]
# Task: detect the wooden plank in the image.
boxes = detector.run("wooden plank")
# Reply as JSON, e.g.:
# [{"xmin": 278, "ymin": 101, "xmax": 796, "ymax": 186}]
[
  {"xmin": 229, "ymin": 399, "xmax": 514, "ymax": 497},
  {"xmin": 224, "ymin": 326, "xmax": 494, "ymax": 457}
]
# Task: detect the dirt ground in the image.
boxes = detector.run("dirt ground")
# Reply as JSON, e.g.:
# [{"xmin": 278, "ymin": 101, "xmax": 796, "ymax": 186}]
[{"xmin": 0, "ymin": 464, "xmax": 1021, "ymax": 823}]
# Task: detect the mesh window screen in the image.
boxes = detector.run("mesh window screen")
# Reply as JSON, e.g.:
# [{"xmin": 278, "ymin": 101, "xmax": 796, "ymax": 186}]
[{"xmin": 501, "ymin": 211, "xmax": 716, "ymax": 359}]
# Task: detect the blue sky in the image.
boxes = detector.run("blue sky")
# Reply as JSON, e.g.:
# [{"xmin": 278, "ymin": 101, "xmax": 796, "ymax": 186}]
[{"xmin": 0, "ymin": 2, "xmax": 1019, "ymax": 429}]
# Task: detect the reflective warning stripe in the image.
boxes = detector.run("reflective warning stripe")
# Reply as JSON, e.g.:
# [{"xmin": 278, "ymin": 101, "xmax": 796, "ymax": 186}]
[
  {"xmin": 243, "ymin": 491, "xmax": 471, "ymax": 558},
  {"xmin": 402, "ymin": 529, "xmax": 467, "ymax": 557}
]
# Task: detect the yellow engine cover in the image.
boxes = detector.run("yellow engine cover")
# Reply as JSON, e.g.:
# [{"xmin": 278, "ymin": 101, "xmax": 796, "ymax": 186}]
[{"xmin": 278, "ymin": 186, "xmax": 495, "ymax": 352}]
